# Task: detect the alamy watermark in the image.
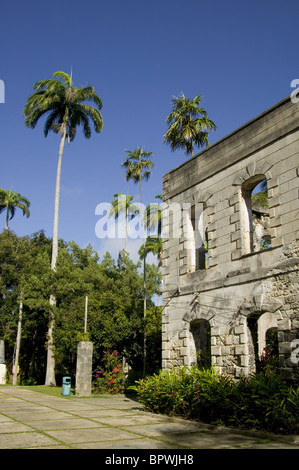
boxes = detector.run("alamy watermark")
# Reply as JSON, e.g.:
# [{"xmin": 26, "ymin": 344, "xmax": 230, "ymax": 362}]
[
  {"xmin": 0, "ymin": 80, "xmax": 5, "ymax": 103},
  {"xmin": 95, "ymin": 200, "xmax": 204, "ymax": 241},
  {"xmin": 290, "ymin": 79, "xmax": 299, "ymax": 103},
  {"xmin": 291, "ymin": 339, "xmax": 299, "ymax": 364}
]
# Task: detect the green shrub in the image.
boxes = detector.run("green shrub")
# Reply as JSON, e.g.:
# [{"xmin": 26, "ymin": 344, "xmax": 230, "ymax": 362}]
[{"xmin": 130, "ymin": 366, "xmax": 299, "ymax": 434}]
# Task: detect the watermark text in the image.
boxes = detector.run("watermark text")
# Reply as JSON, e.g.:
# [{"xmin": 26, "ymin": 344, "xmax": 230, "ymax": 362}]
[
  {"xmin": 0, "ymin": 80, "xmax": 4, "ymax": 103},
  {"xmin": 290, "ymin": 79, "xmax": 299, "ymax": 103}
]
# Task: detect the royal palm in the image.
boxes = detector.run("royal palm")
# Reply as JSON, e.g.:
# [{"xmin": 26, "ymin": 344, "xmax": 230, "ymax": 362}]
[
  {"xmin": 164, "ymin": 93, "xmax": 216, "ymax": 157},
  {"xmin": 109, "ymin": 194, "xmax": 140, "ymax": 252},
  {"xmin": 121, "ymin": 147, "xmax": 154, "ymax": 376},
  {"xmin": 0, "ymin": 188, "xmax": 30, "ymax": 230},
  {"xmin": 141, "ymin": 195, "xmax": 163, "ymax": 266},
  {"xmin": 23, "ymin": 70, "xmax": 103, "ymax": 385}
]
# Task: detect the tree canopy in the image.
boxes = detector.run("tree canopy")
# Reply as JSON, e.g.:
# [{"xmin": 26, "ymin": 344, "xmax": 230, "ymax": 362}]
[
  {"xmin": 0, "ymin": 189, "xmax": 30, "ymax": 230},
  {"xmin": 0, "ymin": 230, "xmax": 161, "ymax": 384},
  {"xmin": 164, "ymin": 93, "xmax": 216, "ymax": 157}
]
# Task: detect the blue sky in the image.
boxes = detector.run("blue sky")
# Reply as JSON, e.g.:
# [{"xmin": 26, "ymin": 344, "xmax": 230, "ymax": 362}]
[{"xmin": 1, "ymin": 0, "xmax": 298, "ymax": 263}]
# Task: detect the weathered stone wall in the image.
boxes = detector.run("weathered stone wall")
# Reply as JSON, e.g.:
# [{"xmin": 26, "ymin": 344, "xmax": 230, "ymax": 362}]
[
  {"xmin": 75, "ymin": 341, "xmax": 93, "ymax": 396},
  {"xmin": 162, "ymin": 96, "xmax": 299, "ymax": 381}
]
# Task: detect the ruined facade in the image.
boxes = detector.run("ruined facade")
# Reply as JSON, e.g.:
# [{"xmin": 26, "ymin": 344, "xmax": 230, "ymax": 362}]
[{"xmin": 161, "ymin": 96, "xmax": 299, "ymax": 381}]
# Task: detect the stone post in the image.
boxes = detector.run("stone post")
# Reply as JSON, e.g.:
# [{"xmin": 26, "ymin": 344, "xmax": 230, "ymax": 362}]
[
  {"xmin": 75, "ymin": 341, "xmax": 93, "ymax": 397},
  {"xmin": 0, "ymin": 340, "xmax": 6, "ymax": 385}
]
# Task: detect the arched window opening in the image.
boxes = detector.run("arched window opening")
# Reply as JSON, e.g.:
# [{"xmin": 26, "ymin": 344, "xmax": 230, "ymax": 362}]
[
  {"xmin": 204, "ymin": 228, "xmax": 209, "ymax": 269},
  {"xmin": 247, "ymin": 314, "xmax": 259, "ymax": 373},
  {"xmin": 241, "ymin": 176, "xmax": 271, "ymax": 254},
  {"xmin": 190, "ymin": 204, "xmax": 208, "ymax": 271},
  {"xmin": 247, "ymin": 312, "xmax": 278, "ymax": 373},
  {"xmin": 190, "ymin": 319, "xmax": 211, "ymax": 368},
  {"xmin": 259, "ymin": 327, "xmax": 279, "ymax": 372}
]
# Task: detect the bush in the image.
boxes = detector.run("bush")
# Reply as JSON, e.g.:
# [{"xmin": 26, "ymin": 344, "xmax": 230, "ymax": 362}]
[
  {"xmin": 92, "ymin": 350, "xmax": 126, "ymax": 394},
  {"xmin": 129, "ymin": 366, "xmax": 299, "ymax": 434}
]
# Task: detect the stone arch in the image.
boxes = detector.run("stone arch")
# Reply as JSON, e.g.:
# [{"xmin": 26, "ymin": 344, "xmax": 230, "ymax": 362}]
[
  {"xmin": 189, "ymin": 191, "xmax": 214, "ymax": 270},
  {"xmin": 240, "ymin": 175, "xmax": 270, "ymax": 253},
  {"xmin": 184, "ymin": 200, "xmax": 210, "ymax": 272},
  {"xmin": 257, "ymin": 312, "xmax": 278, "ymax": 358},
  {"xmin": 232, "ymin": 160, "xmax": 273, "ymax": 187},
  {"xmin": 183, "ymin": 308, "xmax": 215, "ymax": 368},
  {"xmin": 239, "ymin": 294, "xmax": 282, "ymax": 374},
  {"xmin": 247, "ymin": 311, "xmax": 279, "ymax": 373},
  {"xmin": 190, "ymin": 319, "xmax": 211, "ymax": 368},
  {"xmin": 232, "ymin": 161, "xmax": 273, "ymax": 255}
]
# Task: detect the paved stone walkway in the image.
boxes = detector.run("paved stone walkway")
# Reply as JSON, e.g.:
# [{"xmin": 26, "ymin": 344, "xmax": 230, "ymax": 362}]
[{"xmin": 0, "ymin": 386, "xmax": 298, "ymax": 450}]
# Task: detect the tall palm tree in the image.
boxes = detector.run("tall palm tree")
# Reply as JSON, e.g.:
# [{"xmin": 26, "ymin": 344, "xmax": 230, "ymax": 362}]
[
  {"xmin": 0, "ymin": 188, "xmax": 30, "ymax": 230},
  {"xmin": 109, "ymin": 194, "xmax": 140, "ymax": 252},
  {"xmin": 121, "ymin": 147, "xmax": 154, "ymax": 377},
  {"xmin": 164, "ymin": 93, "xmax": 216, "ymax": 157},
  {"xmin": 142, "ymin": 195, "xmax": 163, "ymax": 306},
  {"xmin": 144, "ymin": 194, "xmax": 162, "ymax": 237},
  {"xmin": 138, "ymin": 236, "xmax": 163, "ymax": 267},
  {"xmin": 23, "ymin": 70, "xmax": 103, "ymax": 385}
]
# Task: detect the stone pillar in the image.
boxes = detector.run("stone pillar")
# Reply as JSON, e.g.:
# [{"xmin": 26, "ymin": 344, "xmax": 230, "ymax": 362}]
[
  {"xmin": 75, "ymin": 341, "xmax": 93, "ymax": 397},
  {"xmin": 0, "ymin": 340, "xmax": 6, "ymax": 385}
]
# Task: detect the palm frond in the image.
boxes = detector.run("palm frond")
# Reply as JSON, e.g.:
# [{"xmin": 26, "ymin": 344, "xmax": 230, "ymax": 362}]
[
  {"xmin": 23, "ymin": 70, "xmax": 103, "ymax": 142},
  {"xmin": 53, "ymin": 71, "xmax": 72, "ymax": 87},
  {"xmin": 164, "ymin": 92, "xmax": 216, "ymax": 156}
]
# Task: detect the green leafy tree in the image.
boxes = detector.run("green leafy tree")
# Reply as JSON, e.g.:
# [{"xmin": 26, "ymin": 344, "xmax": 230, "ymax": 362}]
[
  {"xmin": 53, "ymin": 247, "xmax": 159, "ymax": 378},
  {"xmin": 0, "ymin": 231, "xmax": 51, "ymax": 384},
  {"xmin": 164, "ymin": 93, "xmax": 216, "ymax": 157},
  {"xmin": 0, "ymin": 231, "xmax": 161, "ymax": 384},
  {"xmin": 23, "ymin": 70, "xmax": 104, "ymax": 385},
  {"xmin": 0, "ymin": 189, "xmax": 30, "ymax": 230}
]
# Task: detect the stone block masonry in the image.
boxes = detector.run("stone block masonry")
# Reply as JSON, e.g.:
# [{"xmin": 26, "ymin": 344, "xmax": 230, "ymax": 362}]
[
  {"xmin": 162, "ymin": 96, "xmax": 299, "ymax": 381},
  {"xmin": 75, "ymin": 341, "xmax": 93, "ymax": 396}
]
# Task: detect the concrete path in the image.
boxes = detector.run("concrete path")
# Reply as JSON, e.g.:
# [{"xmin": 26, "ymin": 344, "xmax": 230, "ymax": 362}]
[{"xmin": 0, "ymin": 386, "xmax": 298, "ymax": 450}]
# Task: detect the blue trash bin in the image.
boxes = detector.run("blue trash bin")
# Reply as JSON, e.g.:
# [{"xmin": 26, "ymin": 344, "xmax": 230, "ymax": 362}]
[{"xmin": 62, "ymin": 376, "xmax": 71, "ymax": 396}]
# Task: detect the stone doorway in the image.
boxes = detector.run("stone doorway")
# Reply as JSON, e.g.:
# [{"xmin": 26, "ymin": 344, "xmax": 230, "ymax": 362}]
[
  {"xmin": 190, "ymin": 319, "xmax": 211, "ymax": 369},
  {"xmin": 247, "ymin": 312, "xmax": 278, "ymax": 373}
]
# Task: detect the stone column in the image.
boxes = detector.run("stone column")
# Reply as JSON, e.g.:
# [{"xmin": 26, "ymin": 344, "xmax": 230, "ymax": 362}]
[
  {"xmin": 75, "ymin": 341, "xmax": 93, "ymax": 397},
  {"xmin": 0, "ymin": 340, "xmax": 5, "ymax": 385}
]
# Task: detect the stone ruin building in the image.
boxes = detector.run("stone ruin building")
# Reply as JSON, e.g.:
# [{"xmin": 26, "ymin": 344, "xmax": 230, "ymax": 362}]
[{"xmin": 161, "ymin": 95, "xmax": 299, "ymax": 382}]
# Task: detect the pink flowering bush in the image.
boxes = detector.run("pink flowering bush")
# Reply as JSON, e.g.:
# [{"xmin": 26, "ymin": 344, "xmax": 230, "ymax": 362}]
[{"xmin": 92, "ymin": 350, "xmax": 126, "ymax": 394}]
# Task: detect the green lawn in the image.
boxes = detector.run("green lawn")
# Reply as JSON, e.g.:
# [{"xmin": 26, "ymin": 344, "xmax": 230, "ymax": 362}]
[
  {"xmin": 0, "ymin": 384, "xmax": 68, "ymax": 397},
  {"xmin": 19, "ymin": 385, "xmax": 73, "ymax": 397}
]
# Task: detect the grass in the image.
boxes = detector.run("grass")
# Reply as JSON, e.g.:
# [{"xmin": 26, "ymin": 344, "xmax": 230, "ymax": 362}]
[
  {"xmin": 20, "ymin": 385, "xmax": 70, "ymax": 397},
  {"xmin": 0, "ymin": 384, "xmax": 74, "ymax": 398}
]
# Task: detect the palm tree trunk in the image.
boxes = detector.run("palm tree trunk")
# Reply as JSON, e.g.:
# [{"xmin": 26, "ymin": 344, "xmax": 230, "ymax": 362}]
[
  {"xmin": 140, "ymin": 178, "xmax": 147, "ymax": 378},
  {"xmin": 51, "ymin": 129, "xmax": 66, "ymax": 270},
  {"xmin": 5, "ymin": 207, "xmax": 9, "ymax": 230},
  {"xmin": 13, "ymin": 295, "xmax": 23, "ymax": 385},
  {"xmin": 125, "ymin": 207, "xmax": 128, "ymax": 252},
  {"xmin": 45, "ymin": 129, "xmax": 66, "ymax": 386}
]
